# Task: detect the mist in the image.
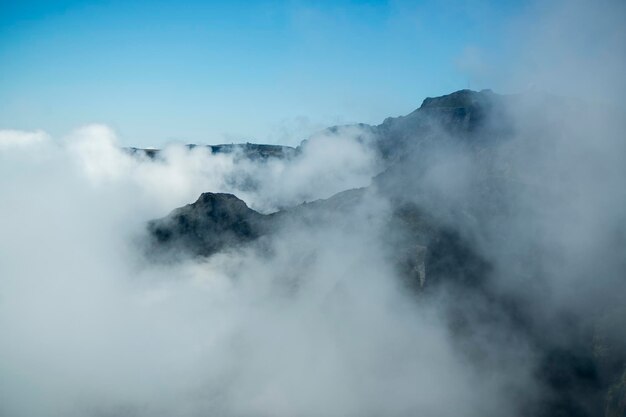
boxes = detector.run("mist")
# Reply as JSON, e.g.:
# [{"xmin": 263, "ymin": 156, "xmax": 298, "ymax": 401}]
[
  {"xmin": 1, "ymin": 1, "xmax": 625, "ymax": 416},
  {"xmin": 0, "ymin": 123, "xmax": 524, "ymax": 417}
]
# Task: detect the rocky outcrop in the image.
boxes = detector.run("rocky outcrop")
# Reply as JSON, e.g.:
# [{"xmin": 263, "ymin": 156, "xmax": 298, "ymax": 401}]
[{"xmin": 148, "ymin": 192, "xmax": 270, "ymax": 257}]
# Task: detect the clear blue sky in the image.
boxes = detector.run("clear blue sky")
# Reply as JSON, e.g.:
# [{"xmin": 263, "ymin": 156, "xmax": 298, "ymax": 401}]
[{"xmin": 0, "ymin": 0, "xmax": 527, "ymax": 146}]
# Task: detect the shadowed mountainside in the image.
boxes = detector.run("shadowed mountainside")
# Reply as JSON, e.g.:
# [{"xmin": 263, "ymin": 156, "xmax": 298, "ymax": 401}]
[{"xmin": 146, "ymin": 89, "xmax": 626, "ymax": 417}]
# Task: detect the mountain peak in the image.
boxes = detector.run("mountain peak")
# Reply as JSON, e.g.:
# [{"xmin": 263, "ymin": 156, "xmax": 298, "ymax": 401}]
[{"xmin": 419, "ymin": 89, "xmax": 498, "ymax": 110}]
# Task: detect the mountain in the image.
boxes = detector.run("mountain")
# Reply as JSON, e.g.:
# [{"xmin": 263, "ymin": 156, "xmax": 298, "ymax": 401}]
[
  {"xmin": 145, "ymin": 89, "xmax": 626, "ymax": 417},
  {"xmin": 127, "ymin": 142, "xmax": 297, "ymax": 160},
  {"xmin": 148, "ymin": 192, "xmax": 270, "ymax": 257},
  {"xmin": 129, "ymin": 89, "xmax": 515, "ymax": 163}
]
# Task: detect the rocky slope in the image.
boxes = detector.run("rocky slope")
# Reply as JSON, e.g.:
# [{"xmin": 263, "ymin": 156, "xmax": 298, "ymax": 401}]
[
  {"xmin": 148, "ymin": 192, "xmax": 270, "ymax": 257},
  {"xmin": 148, "ymin": 187, "xmax": 486, "ymax": 294}
]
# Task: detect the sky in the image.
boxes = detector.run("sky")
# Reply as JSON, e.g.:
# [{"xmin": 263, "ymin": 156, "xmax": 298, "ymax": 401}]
[{"xmin": 0, "ymin": 0, "xmax": 527, "ymax": 147}]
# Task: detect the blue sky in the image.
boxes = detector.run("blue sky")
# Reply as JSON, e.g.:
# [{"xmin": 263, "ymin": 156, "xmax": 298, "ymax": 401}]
[{"xmin": 0, "ymin": 0, "xmax": 527, "ymax": 146}]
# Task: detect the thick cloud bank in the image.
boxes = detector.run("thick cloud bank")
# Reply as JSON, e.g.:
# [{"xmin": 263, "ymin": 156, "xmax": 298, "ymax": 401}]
[
  {"xmin": 0, "ymin": 122, "xmax": 528, "ymax": 417},
  {"xmin": 3, "ymin": 85, "xmax": 624, "ymax": 416},
  {"xmin": 0, "ymin": 125, "xmax": 415, "ymax": 415}
]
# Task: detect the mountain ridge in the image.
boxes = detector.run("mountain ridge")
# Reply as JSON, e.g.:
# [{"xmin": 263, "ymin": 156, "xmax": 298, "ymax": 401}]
[
  {"xmin": 144, "ymin": 89, "xmax": 626, "ymax": 417},
  {"xmin": 129, "ymin": 89, "xmax": 514, "ymax": 161}
]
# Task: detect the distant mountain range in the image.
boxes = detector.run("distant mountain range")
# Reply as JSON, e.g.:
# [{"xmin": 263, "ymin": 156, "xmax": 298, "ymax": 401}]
[
  {"xmin": 129, "ymin": 88, "xmax": 513, "ymax": 162},
  {"xmin": 127, "ymin": 142, "xmax": 298, "ymax": 160}
]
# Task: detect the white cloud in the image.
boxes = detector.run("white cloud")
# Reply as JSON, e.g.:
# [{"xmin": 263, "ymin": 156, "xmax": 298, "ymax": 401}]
[{"xmin": 0, "ymin": 129, "xmax": 49, "ymax": 148}]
